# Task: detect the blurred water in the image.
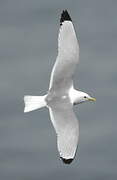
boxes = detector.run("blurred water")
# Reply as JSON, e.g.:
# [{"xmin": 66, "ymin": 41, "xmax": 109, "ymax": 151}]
[{"xmin": 0, "ymin": 0, "xmax": 116, "ymax": 179}]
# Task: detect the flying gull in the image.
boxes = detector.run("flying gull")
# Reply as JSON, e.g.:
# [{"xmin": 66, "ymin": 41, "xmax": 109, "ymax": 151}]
[{"xmin": 24, "ymin": 10, "xmax": 96, "ymax": 164}]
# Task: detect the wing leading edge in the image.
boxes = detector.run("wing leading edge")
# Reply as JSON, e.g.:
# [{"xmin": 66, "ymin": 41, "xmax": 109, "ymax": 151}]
[
  {"xmin": 49, "ymin": 98, "xmax": 79, "ymax": 164},
  {"xmin": 49, "ymin": 10, "xmax": 79, "ymax": 92}
]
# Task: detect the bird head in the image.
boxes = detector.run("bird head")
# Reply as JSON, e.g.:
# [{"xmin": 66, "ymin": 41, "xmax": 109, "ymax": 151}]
[{"xmin": 74, "ymin": 91, "xmax": 96, "ymax": 105}]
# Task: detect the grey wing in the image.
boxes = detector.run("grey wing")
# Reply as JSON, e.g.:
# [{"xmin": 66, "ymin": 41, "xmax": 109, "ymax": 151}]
[
  {"xmin": 49, "ymin": 98, "xmax": 79, "ymax": 163},
  {"xmin": 49, "ymin": 10, "xmax": 79, "ymax": 92}
]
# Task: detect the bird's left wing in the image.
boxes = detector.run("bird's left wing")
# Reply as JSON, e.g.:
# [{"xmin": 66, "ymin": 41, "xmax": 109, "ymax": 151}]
[
  {"xmin": 49, "ymin": 97, "xmax": 79, "ymax": 164},
  {"xmin": 49, "ymin": 10, "xmax": 79, "ymax": 92}
]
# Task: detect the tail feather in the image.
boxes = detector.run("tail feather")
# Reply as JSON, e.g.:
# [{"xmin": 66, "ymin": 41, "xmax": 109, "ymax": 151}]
[{"xmin": 24, "ymin": 95, "xmax": 46, "ymax": 113}]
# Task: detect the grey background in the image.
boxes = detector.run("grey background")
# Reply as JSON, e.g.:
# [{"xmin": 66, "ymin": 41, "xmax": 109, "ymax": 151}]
[{"xmin": 0, "ymin": 0, "xmax": 116, "ymax": 179}]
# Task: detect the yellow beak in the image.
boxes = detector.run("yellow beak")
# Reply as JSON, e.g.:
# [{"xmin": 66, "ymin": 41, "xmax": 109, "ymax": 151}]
[{"xmin": 88, "ymin": 97, "xmax": 96, "ymax": 102}]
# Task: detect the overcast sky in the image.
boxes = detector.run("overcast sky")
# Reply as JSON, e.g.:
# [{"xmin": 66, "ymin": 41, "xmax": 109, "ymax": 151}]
[{"xmin": 0, "ymin": 0, "xmax": 116, "ymax": 179}]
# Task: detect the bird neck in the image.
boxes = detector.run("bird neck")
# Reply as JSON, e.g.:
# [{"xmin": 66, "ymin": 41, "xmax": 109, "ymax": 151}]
[{"xmin": 69, "ymin": 87, "xmax": 82, "ymax": 105}]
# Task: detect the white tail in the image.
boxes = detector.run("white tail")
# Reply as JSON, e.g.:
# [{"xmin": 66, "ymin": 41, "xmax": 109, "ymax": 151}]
[{"xmin": 24, "ymin": 95, "xmax": 47, "ymax": 113}]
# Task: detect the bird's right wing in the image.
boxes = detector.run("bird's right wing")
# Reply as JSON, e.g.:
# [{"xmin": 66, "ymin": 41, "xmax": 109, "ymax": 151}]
[
  {"xmin": 49, "ymin": 98, "xmax": 79, "ymax": 164},
  {"xmin": 49, "ymin": 10, "xmax": 79, "ymax": 92}
]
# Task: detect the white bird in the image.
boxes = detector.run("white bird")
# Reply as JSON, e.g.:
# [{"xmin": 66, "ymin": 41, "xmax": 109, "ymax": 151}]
[{"xmin": 24, "ymin": 10, "xmax": 96, "ymax": 164}]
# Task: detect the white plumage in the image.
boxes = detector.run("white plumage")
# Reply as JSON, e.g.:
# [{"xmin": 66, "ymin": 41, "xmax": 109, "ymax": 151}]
[{"xmin": 24, "ymin": 10, "xmax": 96, "ymax": 164}]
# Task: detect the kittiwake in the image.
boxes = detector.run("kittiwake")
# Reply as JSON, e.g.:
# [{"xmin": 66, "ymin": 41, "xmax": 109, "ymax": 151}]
[{"xmin": 24, "ymin": 10, "xmax": 96, "ymax": 164}]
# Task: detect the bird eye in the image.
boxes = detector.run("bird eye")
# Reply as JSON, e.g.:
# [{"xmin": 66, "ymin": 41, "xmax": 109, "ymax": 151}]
[{"xmin": 84, "ymin": 96, "xmax": 87, "ymax": 98}]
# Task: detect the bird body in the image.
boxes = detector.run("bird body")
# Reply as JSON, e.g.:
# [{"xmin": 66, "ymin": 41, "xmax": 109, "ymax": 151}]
[{"xmin": 24, "ymin": 10, "xmax": 96, "ymax": 164}]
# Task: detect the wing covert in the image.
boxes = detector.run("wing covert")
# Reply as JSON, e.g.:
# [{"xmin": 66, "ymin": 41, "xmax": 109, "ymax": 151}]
[
  {"xmin": 49, "ymin": 10, "xmax": 79, "ymax": 91},
  {"xmin": 48, "ymin": 98, "xmax": 79, "ymax": 163}
]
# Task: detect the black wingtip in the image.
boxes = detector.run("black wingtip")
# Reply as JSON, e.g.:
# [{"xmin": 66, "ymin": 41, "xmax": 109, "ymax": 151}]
[
  {"xmin": 60, "ymin": 157, "xmax": 74, "ymax": 164},
  {"xmin": 60, "ymin": 10, "xmax": 72, "ymax": 26}
]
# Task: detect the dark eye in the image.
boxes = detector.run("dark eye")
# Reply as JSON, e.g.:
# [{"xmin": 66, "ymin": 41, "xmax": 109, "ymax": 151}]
[{"xmin": 84, "ymin": 96, "xmax": 87, "ymax": 98}]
